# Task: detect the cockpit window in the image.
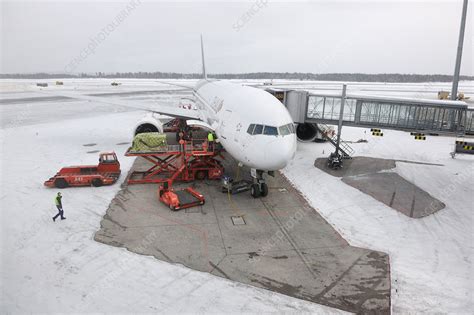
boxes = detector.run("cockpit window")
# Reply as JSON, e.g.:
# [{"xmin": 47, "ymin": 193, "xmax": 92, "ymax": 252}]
[
  {"xmin": 247, "ymin": 124, "xmax": 255, "ymax": 135},
  {"xmin": 279, "ymin": 125, "xmax": 291, "ymax": 136},
  {"xmin": 263, "ymin": 126, "xmax": 278, "ymax": 136},
  {"xmin": 247, "ymin": 123, "xmax": 295, "ymax": 136},
  {"xmin": 288, "ymin": 123, "xmax": 296, "ymax": 134},
  {"xmin": 253, "ymin": 124, "xmax": 263, "ymax": 135}
]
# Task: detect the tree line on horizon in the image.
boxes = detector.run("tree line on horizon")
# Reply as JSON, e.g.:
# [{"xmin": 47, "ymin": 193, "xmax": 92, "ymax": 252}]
[{"xmin": 1, "ymin": 72, "xmax": 473, "ymax": 83}]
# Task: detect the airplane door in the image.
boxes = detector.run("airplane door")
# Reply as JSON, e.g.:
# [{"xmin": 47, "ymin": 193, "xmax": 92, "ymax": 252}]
[
  {"xmin": 234, "ymin": 122, "xmax": 242, "ymax": 143},
  {"xmin": 228, "ymin": 112, "xmax": 245, "ymax": 144},
  {"xmin": 222, "ymin": 110, "xmax": 245, "ymax": 145},
  {"xmin": 219, "ymin": 109, "xmax": 233, "ymax": 138},
  {"xmin": 240, "ymin": 122, "xmax": 255, "ymax": 149}
]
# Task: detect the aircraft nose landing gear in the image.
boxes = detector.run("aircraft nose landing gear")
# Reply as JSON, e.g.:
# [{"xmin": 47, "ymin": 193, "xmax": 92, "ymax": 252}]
[
  {"xmin": 221, "ymin": 169, "xmax": 270, "ymax": 198},
  {"xmin": 250, "ymin": 169, "xmax": 269, "ymax": 198},
  {"xmin": 250, "ymin": 183, "xmax": 268, "ymax": 198}
]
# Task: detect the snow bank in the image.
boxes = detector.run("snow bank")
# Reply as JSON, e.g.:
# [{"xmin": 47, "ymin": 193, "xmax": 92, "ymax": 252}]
[{"xmin": 282, "ymin": 127, "xmax": 473, "ymax": 314}]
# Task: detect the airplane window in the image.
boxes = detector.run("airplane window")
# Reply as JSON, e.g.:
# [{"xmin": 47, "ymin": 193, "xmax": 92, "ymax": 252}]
[
  {"xmin": 247, "ymin": 124, "xmax": 255, "ymax": 135},
  {"xmin": 263, "ymin": 126, "xmax": 278, "ymax": 136},
  {"xmin": 279, "ymin": 125, "xmax": 291, "ymax": 136},
  {"xmin": 253, "ymin": 124, "xmax": 263, "ymax": 135},
  {"xmin": 288, "ymin": 123, "xmax": 296, "ymax": 134}
]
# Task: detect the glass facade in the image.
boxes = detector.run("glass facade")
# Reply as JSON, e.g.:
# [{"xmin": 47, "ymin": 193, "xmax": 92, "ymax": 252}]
[{"xmin": 305, "ymin": 94, "xmax": 472, "ymax": 133}]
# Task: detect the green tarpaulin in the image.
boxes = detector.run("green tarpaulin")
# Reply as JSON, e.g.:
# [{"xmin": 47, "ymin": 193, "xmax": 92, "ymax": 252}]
[{"xmin": 130, "ymin": 132, "xmax": 167, "ymax": 152}]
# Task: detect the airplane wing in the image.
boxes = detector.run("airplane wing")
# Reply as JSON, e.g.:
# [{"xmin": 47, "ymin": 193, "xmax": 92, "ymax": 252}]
[
  {"xmin": 38, "ymin": 90, "xmax": 202, "ymax": 120},
  {"xmin": 157, "ymin": 80, "xmax": 197, "ymax": 90}
]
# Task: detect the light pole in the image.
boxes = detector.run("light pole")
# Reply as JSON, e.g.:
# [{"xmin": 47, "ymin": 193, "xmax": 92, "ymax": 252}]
[{"xmin": 451, "ymin": 0, "xmax": 469, "ymax": 100}]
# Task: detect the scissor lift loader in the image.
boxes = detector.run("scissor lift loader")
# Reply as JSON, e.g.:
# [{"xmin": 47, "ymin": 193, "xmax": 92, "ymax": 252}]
[{"xmin": 125, "ymin": 135, "xmax": 223, "ymax": 211}]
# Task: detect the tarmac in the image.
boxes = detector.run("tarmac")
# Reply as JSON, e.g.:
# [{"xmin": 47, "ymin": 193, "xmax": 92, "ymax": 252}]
[
  {"xmin": 95, "ymin": 149, "xmax": 391, "ymax": 314},
  {"xmin": 314, "ymin": 157, "xmax": 445, "ymax": 218}
]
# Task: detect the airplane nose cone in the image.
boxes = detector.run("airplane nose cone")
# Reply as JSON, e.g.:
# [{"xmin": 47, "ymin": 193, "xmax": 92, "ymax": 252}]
[{"xmin": 264, "ymin": 135, "xmax": 297, "ymax": 170}]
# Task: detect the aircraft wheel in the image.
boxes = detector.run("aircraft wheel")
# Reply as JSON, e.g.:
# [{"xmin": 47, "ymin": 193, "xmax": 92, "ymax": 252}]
[
  {"xmin": 260, "ymin": 183, "xmax": 268, "ymax": 197},
  {"xmin": 251, "ymin": 184, "xmax": 261, "ymax": 198},
  {"xmin": 54, "ymin": 178, "xmax": 68, "ymax": 189},
  {"xmin": 91, "ymin": 178, "xmax": 103, "ymax": 187}
]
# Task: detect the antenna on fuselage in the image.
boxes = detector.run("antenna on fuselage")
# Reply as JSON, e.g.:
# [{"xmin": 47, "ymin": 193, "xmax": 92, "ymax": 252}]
[{"xmin": 200, "ymin": 34, "xmax": 207, "ymax": 80}]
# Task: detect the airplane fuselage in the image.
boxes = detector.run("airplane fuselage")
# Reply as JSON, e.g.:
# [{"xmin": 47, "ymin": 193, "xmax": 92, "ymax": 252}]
[{"xmin": 193, "ymin": 80, "xmax": 297, "ymax": 171}]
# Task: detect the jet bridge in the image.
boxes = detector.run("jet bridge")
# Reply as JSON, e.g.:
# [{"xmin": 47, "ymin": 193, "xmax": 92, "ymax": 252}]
[{"xmin": 278, "ymin": 90, "xmax": 473, "ymax": 135}]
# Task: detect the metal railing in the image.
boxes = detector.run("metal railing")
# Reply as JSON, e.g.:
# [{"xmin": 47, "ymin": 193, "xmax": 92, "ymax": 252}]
[
  {"xmin": 303, "ymin": 93, "xmax": 472, "ymax": 134},
  {"xmin": 317, "ymin": 123, "xmax": 354, "ymax": 158}
]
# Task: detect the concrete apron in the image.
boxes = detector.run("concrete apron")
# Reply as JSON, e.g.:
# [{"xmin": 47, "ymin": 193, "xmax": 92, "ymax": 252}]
[{"xmin": 95, "ymin": 155, "xmax": 391, "ymax": 314}]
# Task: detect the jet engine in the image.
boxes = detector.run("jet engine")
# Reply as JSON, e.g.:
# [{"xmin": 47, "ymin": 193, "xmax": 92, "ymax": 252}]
[
  {"xmin": 133, "ymin": 112, "xmax": 167, "ymax": 136},
  {"xmin": 296, "ymin": 123, "xmax": 320, "ymax": 142}
]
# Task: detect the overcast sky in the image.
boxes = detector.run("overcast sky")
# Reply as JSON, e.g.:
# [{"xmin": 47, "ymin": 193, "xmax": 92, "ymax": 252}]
[{"xmin": 1, "ymin": 0, "xmax": 472, "ymax": 75}]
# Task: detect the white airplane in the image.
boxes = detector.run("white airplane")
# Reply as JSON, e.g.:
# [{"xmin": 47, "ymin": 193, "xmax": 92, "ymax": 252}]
[
  {"xmin": 41, "ymin": 36, "xmax": 297, "ymax": 197},
  {"xmin": 136, "ymin": 37, "xmax": 296, "ymax": 197}
]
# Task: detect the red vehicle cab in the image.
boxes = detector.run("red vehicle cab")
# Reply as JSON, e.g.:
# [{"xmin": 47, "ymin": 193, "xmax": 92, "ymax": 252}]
[{"xmin": 44, "ymin": 152, "xmax": 121, "ymax": 188}]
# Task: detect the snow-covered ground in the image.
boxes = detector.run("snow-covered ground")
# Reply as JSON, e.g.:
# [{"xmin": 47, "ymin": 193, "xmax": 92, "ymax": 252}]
[
  {"xmin": 0, "ymin": 106, "xmax": 341, "ymax": 312},
  {"xmin": 2, "ymin": 78, "xmax": 473, "ymax": 102},
  {"xmin": 283, "ymin": 128, "xmax": 474, "ymax": 314},
  {"xmin": 1, "ymin": 79, "xmax": 473, "ymax": 313}
]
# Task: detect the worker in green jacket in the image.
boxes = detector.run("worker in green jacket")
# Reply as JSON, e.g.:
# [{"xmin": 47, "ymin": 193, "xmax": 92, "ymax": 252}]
[
  {"xmin": 207, "ymin": 131, "xmax": 215, "ymax": 151},
  {"xmin": 52, "ymin": 192, "xmax": 66, "ymax": 222}
]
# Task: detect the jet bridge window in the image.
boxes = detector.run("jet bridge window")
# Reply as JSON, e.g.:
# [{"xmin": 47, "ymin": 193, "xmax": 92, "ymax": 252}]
[{"xmin": 263, "ymin": 126, "xmax": 278, "ymax": 136}]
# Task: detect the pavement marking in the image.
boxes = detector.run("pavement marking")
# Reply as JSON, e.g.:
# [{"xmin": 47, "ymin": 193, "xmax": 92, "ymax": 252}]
[{"xmin": 261, "ymin": 202, "xmax": 319, "ymax": 280}]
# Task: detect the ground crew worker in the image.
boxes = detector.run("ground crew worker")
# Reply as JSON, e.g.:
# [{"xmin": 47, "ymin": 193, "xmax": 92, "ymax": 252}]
[
  {"xmin": 52, "ymin": 192, "xmax": 66, "ymax": 222},
  {"xmin": 207, "ymin": 131, "xmax": 215, "ymax": 151}
]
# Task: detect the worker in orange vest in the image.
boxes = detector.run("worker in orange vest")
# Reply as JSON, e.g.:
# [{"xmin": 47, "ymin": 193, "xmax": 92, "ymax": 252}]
[{"xmin": 52, "ymin": 192, "xmax": 66, "ymax": 222}]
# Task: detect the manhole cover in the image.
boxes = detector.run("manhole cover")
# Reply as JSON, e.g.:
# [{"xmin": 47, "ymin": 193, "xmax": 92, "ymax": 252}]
[{"xmin": 231, "ymin": 216, "xmax": 246, "ymax": 225}]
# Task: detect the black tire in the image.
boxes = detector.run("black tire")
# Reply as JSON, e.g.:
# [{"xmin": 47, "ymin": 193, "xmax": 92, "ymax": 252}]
[
  {"xmin": 54, "ymin": 178, "xmax": 68, "ymax": 189},
  {"xmin": 195, "ymin": 170, "xmax": 207, "ymax": 180},
  {"xmin": 251, "ymin": 184, "xmax": 261, "ymax": 198},
  {"xmin": 91, "ymin": 178, "xmax": 103, "ymax": 187},
  {"xmin": 260, "ymin": 183, "xmax": 269, "ymax": 197},
  {"xmin": 200, "ymin": 200, "xmax": 205, "ymax": 206}
]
